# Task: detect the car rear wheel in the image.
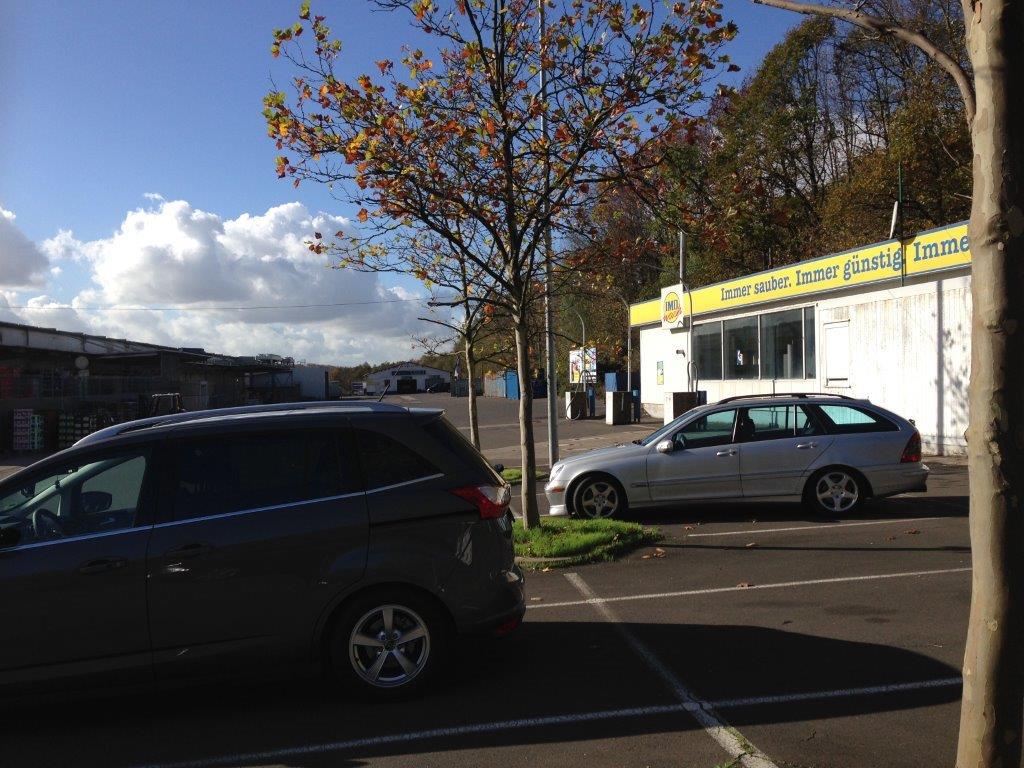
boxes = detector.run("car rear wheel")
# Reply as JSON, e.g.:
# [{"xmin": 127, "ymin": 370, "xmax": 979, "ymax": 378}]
[
  {"xmin": 572, "ymin": 475, "xmax": 625, "ymax": 519},
  {"xmin": 804, "ymin": 468, "xmax": 863, "ymax": 515},
  {"xmin": 329, "ymin": 589, "xmax": 448, "ymax": 699}
]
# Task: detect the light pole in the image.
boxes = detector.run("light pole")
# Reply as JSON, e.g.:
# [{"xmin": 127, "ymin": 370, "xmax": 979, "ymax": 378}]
[{"xmin": 539, "ymin": 0, "xmax": 558, "ymax": 464}]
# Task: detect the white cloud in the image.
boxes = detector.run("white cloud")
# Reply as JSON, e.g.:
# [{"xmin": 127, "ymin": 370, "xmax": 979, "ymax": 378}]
[
  {"xmin": 2, "ymin": 199, "xmax": 439, "ymax": 365},
  {"xmin": 0, "ymin": 206, "xmax": 50, "ymax": 288}
]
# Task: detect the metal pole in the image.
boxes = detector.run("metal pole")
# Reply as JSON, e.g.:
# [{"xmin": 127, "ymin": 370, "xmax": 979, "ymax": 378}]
[
  {"xmin": 540, "ymin": 0, "xmax": 559, "ymax": 464},
  {"xmin": 678, "ymin": 230, "xmax": 685, "ymax": 286},
  {"xmin": 898, "ymin": 161, "xmax": 906, "ymax": 288},
  {"xmin": 621, "ymin": 298, "xmax": 631, "ymax": 393},
  {"xmin": 575, "ymin": 310, "xmax": 585, "ymax": 351}
]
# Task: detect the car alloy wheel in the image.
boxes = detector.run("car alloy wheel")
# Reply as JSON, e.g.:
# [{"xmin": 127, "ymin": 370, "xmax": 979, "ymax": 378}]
[
  {"xmin": 348, "ymin": 604, "xmax": 431, "ymax": 688},
  {"xmin": 814, "ymin": 471, "xmax": 859, "ymax": 513},
  {"xmin": 577, "ymin": 479, "xmax": 620, "ymax": 519}
]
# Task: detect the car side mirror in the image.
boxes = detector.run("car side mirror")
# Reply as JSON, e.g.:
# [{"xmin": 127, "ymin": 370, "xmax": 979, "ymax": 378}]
[
  {"xmin": 0, "ymin": 526, "xmax": 21, "ymax": 549},
  {"xmin": 656, "ymin": 438, "xmax": 675, "ymax": 454},
  {"xmin": 80, "ymin": 490, "xmax": 113, "ymax": 516}
]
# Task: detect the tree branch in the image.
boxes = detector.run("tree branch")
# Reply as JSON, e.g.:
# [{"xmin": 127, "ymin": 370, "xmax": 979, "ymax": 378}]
[{"xmin": 751, "ymin": 0, "xmax": 976, "ymax": 126}]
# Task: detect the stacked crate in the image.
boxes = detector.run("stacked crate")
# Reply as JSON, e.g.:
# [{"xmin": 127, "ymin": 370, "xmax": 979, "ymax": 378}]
[
  {"xmin": 12, "ymin": 409, "xmax": 44, "ymax": 451},
  {"xmin": 57, "ymin": 413, "xmax": 97, "ymax": 449}
]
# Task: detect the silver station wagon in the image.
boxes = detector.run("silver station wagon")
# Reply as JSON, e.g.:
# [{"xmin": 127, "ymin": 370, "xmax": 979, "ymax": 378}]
[{"xmin": 545, "ymin": 394, "xmax": 928, "ymax": 518}]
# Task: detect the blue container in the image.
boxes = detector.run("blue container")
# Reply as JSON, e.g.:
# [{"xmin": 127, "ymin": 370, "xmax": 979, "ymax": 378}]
[
  {"xmin": 604, "ymin": 371, "xmax": 628, "ymax": 392},
  {"xmin": 504, "ymin": 370, "xmax": 520, "ymax": 400}
]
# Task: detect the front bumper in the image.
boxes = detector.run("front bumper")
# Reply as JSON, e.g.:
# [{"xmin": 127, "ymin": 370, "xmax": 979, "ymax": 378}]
[{"xmin": 544, "ymin": 479, "xmax": 569, "ymax": 517}]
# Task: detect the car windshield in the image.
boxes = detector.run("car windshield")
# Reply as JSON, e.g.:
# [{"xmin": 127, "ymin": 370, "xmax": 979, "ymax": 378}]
[{"xmin": 637, "ymin": 407, "xmax": 705, "ymax": 446}]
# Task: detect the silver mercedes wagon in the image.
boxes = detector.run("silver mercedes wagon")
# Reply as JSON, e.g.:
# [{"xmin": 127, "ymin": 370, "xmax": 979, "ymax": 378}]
[{"xmin": 545, "ymin": 394, "xmax": 927, "ymax": 518}]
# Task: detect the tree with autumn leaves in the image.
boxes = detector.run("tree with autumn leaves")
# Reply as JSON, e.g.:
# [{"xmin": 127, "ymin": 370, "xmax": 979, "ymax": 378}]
[{"xmin": 266, "ymin": 0, "xmax": 738, "ymax": 526}]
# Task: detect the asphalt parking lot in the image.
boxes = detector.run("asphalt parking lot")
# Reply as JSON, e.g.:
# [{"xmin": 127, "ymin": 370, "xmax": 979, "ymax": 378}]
[{"xmin": 0, "ymin": 395, "xmax": 973, "ymax": 767}]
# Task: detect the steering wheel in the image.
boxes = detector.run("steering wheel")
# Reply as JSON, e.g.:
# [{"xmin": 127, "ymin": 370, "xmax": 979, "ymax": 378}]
[{"xmin": 30, "ymin": 509, "xmax": 64, "ymax": 540}]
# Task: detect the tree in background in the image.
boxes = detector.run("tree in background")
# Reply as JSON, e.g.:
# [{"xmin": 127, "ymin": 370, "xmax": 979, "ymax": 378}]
[
  {"xmin": 751, "ymin": 3, "xmax": 1021, "ymax": 767},
  {"xmin": 265, "ymin": 0, "xmax": 738, "ymax": 526}
]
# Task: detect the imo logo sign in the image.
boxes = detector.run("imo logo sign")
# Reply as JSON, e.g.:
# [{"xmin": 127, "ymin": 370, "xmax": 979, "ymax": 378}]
[{"xmin": 663, "ymin": 292, "xmax": 681, "ymax": 324}]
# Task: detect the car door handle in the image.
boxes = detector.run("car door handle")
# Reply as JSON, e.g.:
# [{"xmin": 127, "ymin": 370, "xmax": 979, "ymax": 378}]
[
  {"xmin": 716, "ymin": 449, "xmax": 737, "ymax": 457},
  {"xmin": 164, "ymin": 542, "xmax": 213, "ymax": 559},
  {"xmin": 78, "ymin": 556, "xmax": 128, "ymax": 575},
  {"xmin": 796, "ymin": 442, "xmax": 818, "ymax": 450}
]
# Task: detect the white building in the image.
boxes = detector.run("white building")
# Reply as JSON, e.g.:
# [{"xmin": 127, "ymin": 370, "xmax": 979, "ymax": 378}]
[
  {"xmin": 362, "ymin": 363, "xmax": 451, "ymax": 395},
  {"xmin": 631, "ymin": 222, "xmax": 971, "ymax": 455}
]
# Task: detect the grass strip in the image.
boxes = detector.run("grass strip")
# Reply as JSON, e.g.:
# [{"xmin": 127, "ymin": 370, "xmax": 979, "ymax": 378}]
[
  {"xmin": 514, "ymin": 517, "xmax": 661, "ymax": 568},
  {"xmin": 501, "ymin": 467, "xmax": 550, "ymax": 485}
]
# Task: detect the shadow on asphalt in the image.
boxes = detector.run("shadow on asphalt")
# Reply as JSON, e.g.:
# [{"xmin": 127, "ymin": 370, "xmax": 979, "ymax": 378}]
[
  {"xmin": 616, "ymin": 496, "xmax": 968, "ymax": 527},
  {"xmin": 2, "ymin": 621, "xmax": 960, "ymax": 768}
]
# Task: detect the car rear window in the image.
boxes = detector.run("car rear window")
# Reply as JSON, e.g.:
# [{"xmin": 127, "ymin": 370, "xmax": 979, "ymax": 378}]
[
  {"xmin": 354, "ymin": 428, "xmax": 440, "ymax": 490},
  {"xmin": 814, "ymin": 404, "xmax": 898, "ymax": 434},
  {"xmin": 421, "ymin": 415, "xmax": 500, "ymax": 481}
]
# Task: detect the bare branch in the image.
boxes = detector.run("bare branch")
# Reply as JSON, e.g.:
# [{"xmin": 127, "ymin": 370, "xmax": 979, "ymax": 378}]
[{"xmin": 752, "ymin": 0, "xmax": 975, "ymax": 125}]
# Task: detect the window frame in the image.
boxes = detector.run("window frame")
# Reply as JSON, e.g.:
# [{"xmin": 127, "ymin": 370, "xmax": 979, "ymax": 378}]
[
  {"xmin": 671, "ymin": 408, "xmax": 739, "ymax": 450},
  {"xmin": 159, "ymin": 426, "xmax": 353, "ymax": 524},
  {"xmin": 810, "ymin": 404, "xmax": 899, "ymax": 434},
  {"xmin": 350, "ymin": 421, "xmax": 443, "ymax": 493},
  {"xmin": 0, "ymin": 443, "xmax": 158, "ymax": 550},
  {"xmin": 736, "ymin": 404, "xmax": 825, "ymax": 443}
]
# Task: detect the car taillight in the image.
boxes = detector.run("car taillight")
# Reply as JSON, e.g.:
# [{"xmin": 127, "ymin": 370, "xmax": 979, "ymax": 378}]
[
  {"xmin": 901, "ymin": 431, "xmax": 922, "ymax": 463},
  {"xmin": 450, "ymin": 483, "xmax": 511, "ymax": 519}
]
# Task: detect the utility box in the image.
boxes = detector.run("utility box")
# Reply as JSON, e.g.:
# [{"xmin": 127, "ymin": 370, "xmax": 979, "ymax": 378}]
[
  {"xmin": 664, "ymin": 391, "xmax": 702, "ymax": 423},
  {"xmin": 565, "ymin": 391, "xmax": 588, "ymax": 419},
  {"xmin": 605, "ymin": 391, "xmax": 631, "ymax": 425}
]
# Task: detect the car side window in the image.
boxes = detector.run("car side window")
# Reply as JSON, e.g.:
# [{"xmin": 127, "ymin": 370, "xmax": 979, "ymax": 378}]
[
  {"xmin": 675, "ymin": 409, "xmax": 737, "ymax": 449},
  {"xmin": 354, "ymin": 428, "xmax": 440, "ymax": 490},
  {"xmin": 815, "ymin": 404, "xmax": 897, "ymax": 434},
  {"xmin": 171, "ymin": 431, "xmax": 345, "ymax": 522},
  {"xmin": 0, "ymin": 450, "xmax": 150, "ymax": 546},
  {"xmin": 740, "ymin": 405, "xmax": 823, "ymax": 442}
]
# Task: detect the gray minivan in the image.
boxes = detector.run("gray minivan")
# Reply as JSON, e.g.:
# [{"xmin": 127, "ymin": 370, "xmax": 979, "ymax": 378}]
[{"xmin": 0, "ymin": 402, "xmax": 524, "ymax": 698}]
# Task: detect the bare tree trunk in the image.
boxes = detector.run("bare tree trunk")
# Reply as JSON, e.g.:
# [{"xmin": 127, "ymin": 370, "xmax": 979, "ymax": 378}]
[
  {"xmin": 464, "ymin": 339, "xmax": 480, "ymax": 450},
  {"xmin": 513, "ymin": 315, "xmax": 540, "ymax": 528},
  {"xmin": 956, "ymin": 1, "xmax": 1024, "ymax": 765}
]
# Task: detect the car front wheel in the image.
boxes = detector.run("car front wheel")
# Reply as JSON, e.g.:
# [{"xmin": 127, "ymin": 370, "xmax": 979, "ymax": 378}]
[
  {"xmin": 329, "ymin": 589, "xmax": 448, "ymax": 699},
  {"xmin": 572, "ymin": 475, "xmax": 625, "ymax": 519}
]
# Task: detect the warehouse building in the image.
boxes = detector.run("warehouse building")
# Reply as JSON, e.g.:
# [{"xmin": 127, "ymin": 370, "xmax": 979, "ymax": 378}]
[
  {"xmin": 630, "ymin": 222, "xmax": 971, "ymax": 455},
  {"xmin": 0, "ymin": 322, "xmax": 302, "ymax": 453},
  {"xmin": 362, "ymin": 363, "xmax": 451, "ymax": 395}
]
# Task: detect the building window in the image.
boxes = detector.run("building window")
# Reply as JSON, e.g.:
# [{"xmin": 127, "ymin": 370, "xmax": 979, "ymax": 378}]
[
  {"xmin": 692, "ymin": 322, "xmax": 722, "ymax": 380},
  {"xmin": 724, "ymin": 316, "xmax": 759, "ymax": 379},
  {"xmin": 804, "ymin": 307, "xmax": 816, "ymax": 378},
  {"xmin": 760, "ymin": 309, "xmax": 804, "ymax": 379}
]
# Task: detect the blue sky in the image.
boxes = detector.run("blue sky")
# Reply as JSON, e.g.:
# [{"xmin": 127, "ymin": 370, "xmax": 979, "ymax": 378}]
[{"xmin": 0, "ymin": 1, "xmax": 797, "ymax": 364}]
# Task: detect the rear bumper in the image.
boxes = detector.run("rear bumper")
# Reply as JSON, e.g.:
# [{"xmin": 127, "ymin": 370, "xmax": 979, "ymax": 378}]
[
  {"xmin": 456, "ymin": 565, "xmax": 526, "ymax": 635},
  {"xmin": 866, "ymin": 463, "xmax": 930, "ymax": 497}
]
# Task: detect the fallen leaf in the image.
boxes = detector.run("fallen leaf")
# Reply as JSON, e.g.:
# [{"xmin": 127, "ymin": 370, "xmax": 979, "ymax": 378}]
[
  {"xmin": 683, "ymin": 525, "xmax": 694, "ymax": 530},
  {"xmin": 641, "ymin": 554, "xmax": 652, "ymax": 560},
  {"xmin": 737, "ymin": 581, "xmax": 754, "ymax": 588},
  {"xmin": 653, "ymin": 548, "xmax": 667, "ymax": 558},
  {"xmin": 541, "ymin": 567, "xmax": 551, "ymax": 572},
  {"xmin": 886, "ymin": 535, "xmax": 897, "ymax": 541},
  {"xmin": 745, "ymin": 542, "xmax": 757, "ymax": 548},
  {"xmin": 904, "ymin": 529, "xmax": 921, "ymax": 535},
  {"xmin": 530, "ymin": 597, "xmax": 543, "ymax": 602}
]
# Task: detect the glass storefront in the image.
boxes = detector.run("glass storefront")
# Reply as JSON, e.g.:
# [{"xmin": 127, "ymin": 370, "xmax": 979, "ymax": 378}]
[{"xmin": 691, "ymin": 305, "xmax": 816, "ymax": 380}]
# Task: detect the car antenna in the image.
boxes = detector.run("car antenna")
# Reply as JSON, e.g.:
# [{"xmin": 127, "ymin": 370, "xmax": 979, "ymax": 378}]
[{"xmin": 377, "ymin": 382, "xmax": 390, "ymax": 403}]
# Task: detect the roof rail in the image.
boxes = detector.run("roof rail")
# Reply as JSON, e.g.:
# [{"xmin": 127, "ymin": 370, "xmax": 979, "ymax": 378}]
[
  {"xmin": 715, "ymin": 392, "xmax": 859, "ymax": 405},
  {"xmin": 76, "ymin": 400, "xmax": 408, "ymax": 447}
]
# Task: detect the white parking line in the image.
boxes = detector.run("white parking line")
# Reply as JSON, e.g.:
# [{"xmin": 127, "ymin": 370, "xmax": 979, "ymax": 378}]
[
  {"xmin": 130, "ymin": 677, "xmax": 964, "ymax": 768},
  {"xmin": 529, "ymin": 567, "xmax": 972, "ymax": 610},
  {"xmin": 565, "ymin": 571, "xmax": 779, "ymax": 768},
  {"xmin": 685, "ymin": 517, "xmax": 945, "ymax": 538}
]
